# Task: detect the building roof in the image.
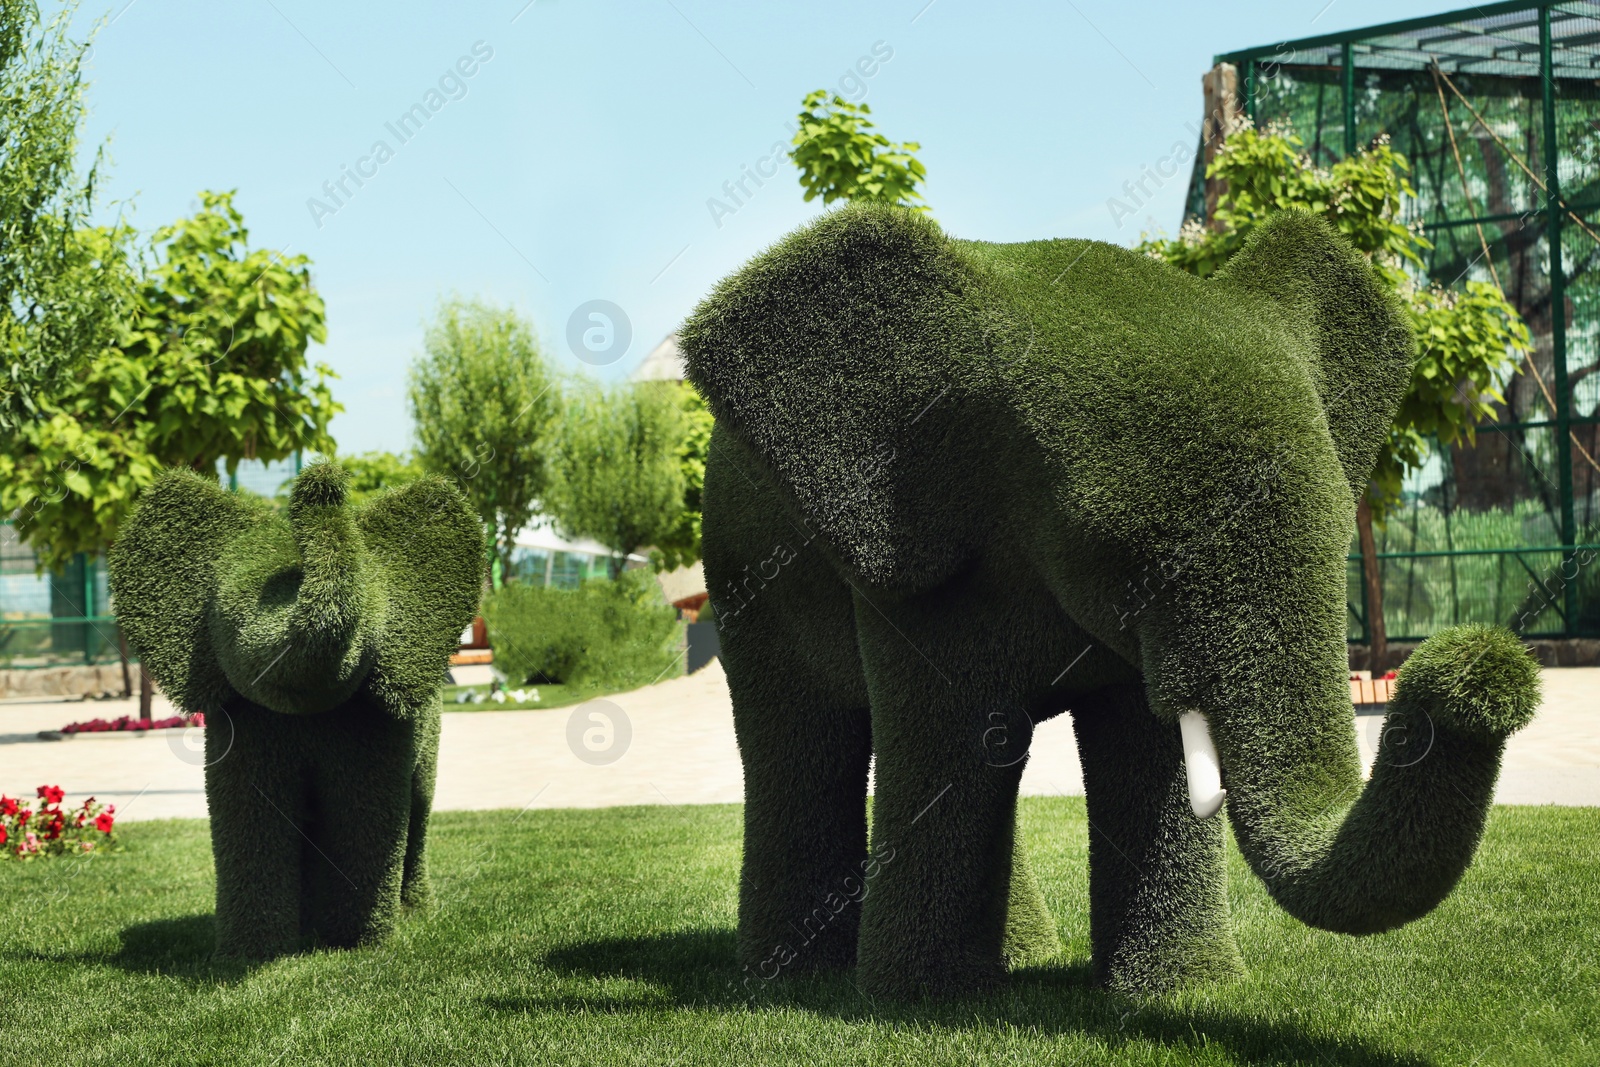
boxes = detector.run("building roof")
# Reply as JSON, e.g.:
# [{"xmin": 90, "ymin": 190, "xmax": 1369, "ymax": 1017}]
[{"xmin": 630, "ymin": 333, "xmax": 686, "ymax": 382}]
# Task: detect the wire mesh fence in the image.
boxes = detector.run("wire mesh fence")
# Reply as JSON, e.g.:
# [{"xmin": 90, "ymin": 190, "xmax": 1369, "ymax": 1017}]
[{"xmin": 1208, "ymin": 0, "xmax": 1600, "ymax": 641}]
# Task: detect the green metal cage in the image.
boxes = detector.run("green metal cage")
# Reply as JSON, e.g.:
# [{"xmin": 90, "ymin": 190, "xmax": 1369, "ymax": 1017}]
[{"xmin": 1195, "ymin": 1, "xmax": 1600, "ymax": 642}]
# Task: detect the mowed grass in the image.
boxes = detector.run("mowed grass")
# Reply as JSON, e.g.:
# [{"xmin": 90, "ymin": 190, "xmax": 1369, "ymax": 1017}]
[{"xmin": 0, "ymin": 799, "xmax": 1595, "ymax": 1066}]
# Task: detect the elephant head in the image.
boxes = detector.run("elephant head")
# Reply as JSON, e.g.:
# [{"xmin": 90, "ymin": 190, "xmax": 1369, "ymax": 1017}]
[
  {"xmin": 109, "ymin": 462, "xmax": 484, "ymax": 718},
  {"xmin": 681, "ymin": 204, "xmax": 1541, "ymax": 937}
]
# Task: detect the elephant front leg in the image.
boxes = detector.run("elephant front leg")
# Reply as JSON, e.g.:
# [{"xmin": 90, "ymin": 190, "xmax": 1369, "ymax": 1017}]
[
  {"xmin": 1070, "ymin": 683, "xmax": 1243, "ymax": 996},
  {"xmin": 857, "ymin": 690, "xmax": 1027, "ymax": 1000},
  {"xmin": 205, "ymin": 708, "xmax": 307, "ymax": 960},
  {"xmin": 304, "ymin": 709, "xmax": 416, "ymax": 948}
]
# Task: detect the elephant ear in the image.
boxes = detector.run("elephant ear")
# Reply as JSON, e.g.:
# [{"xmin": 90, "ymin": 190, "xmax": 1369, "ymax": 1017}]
[
  {"xmin": 1210, "ymin": 211, "xmax": 1416, "ymax": 499},
  {"xmin": 680, "ymin": 203, "xmax": 992, "ymax": 588},
  {"xmin": 357, "ymin": 475, "xmax": 485, "ymax": 717},
  {"xmin": 108, "ymin": 468, "xmax": 259, "ymax": 713}
]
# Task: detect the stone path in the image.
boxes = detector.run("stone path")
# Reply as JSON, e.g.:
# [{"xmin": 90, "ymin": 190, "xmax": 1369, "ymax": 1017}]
[{"xmin": 1, "ymin": 664, "xmax": 1594, "ymax": 820}]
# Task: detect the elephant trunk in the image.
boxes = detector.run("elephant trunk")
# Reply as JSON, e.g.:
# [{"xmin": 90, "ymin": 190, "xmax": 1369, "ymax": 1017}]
[
  {"xmin": 286, "ymin": 463, "xmax": 367, "ymax": 649},
  {"xmin": 212, "ymin": 462, "xmax": 382, "ymax": 715},
  {"xmin": 1200, "ymin": 623, "xmax": 1539, "ymax": 935}
]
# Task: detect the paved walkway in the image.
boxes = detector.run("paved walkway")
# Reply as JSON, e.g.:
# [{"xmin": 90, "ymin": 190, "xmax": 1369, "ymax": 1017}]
[{"xmin": 1, "ymin": 664, "xmax": 1594, "ymax": 820}]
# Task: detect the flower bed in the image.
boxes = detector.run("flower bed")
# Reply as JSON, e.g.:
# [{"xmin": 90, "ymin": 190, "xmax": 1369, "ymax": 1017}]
[
  {"xmin": 59, "ymin": 712, "xmax": 201, "ymax": 734},
  {"xmin": 0, "ymin": 786, "xmax": 117, "ymax": 858}
]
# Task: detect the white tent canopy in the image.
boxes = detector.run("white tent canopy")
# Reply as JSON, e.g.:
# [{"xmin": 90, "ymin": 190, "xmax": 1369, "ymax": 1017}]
[{"xmin": 511, "ymin": 517, "xmax": 648, "ymax": 565}]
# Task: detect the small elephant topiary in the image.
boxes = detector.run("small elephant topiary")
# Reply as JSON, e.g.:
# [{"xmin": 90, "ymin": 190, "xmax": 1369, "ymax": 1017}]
[
  {"xmin": 681, "ymin": 205, "xmax": 1543, "ymax": 1000},
  {"xmin": 108, "ymin": 462, "xmax": 483, "ymax": 958}
]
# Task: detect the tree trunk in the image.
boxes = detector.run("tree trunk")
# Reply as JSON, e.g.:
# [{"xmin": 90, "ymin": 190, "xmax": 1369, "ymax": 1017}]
[
  {"xmin": 1201, "ymin": 63, "xmax": 1241, "ymax": 232},
  {"xmin": 139, "ymin": 663, "xmax": 153, "ymax": 720},
  {"xmin": 1357, "ymin": 494, "xmax": 1387, "ymax": 672},
  {"xmin": 116, "ymin": 625, "xmax": 133, "ymax": 698}
]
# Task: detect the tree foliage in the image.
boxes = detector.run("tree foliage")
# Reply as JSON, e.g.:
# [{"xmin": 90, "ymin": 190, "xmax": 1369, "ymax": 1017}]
[
  {"xmin": 789, "ymin": 90, "xmax": 927, "ymax": 211},
  {"xmin": 544, "ymin": 381, "xmax": 687, "ymax": 579},
  {"xmin": 0, "ymin": 0, "xmax": 125, "ymax": 429},
  {"xmin": 408, "ymin": 298, "xmax": 561, "ymax": 579},
  {"xmin": 330, "ymin": 450, "xmax": 428, "ymax": 505},
  {"xmin": 1140, "ymin": 125, "xmax": 1531, "ymax": 519},
  {"xmin": 0, "ymin": 191, "xmax": 338, "ymax": 572},
  {"xmin": 648, "ymin": 383, "xmax": 714, "ymax": 573}
]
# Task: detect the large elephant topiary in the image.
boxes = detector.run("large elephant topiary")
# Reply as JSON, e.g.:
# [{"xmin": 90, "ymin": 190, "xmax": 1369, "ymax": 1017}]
[
  {"xmin": 680, "ymin": 205, "xmax": 1542, "ymax": 1000},
  {"xmin": 108, "ymin": 462, "xmax": 483, "ymax": 958}
]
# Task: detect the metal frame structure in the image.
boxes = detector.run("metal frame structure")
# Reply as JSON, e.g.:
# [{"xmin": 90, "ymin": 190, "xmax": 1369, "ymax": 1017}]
[{"xmin": 1195, "ymin": 1, "xmax": 1600, "ymax": 641}]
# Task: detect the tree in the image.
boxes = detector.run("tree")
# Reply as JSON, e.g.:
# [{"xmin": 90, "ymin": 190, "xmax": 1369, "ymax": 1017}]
[
  {"xmin": 1, "ymin": 191, "xmax": 338, "ymax": 711},
  {"xmin": 1141, "ymin": 125, "xmax": 1532, "ymax": 669},
  {"xmin": 0, "ymin": 0, "xmax": 126, "ymax": 429},
  {"xmin": 789, "ymin": 90, "xmax": 928, "ymax": 210},
  {"xmin": 648, "ymin": 383, "xmax": 714, "ymax": 573},
  {"xmin": 328, "ymin": 450, "xmax": 428, "ymax": 506},
  {"xmin": 0, "ymin": 191, "xmax": 338, "ymax": 573},
  {"xmin": 544, "ymin": 381, "xmax": 687, "ymax": 579},
  {"xmin": 408, "ymin": 298, "xmax": 561, "ymax": 581}
]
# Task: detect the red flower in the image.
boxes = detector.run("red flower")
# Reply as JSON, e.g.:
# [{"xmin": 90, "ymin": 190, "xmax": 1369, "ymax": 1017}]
[
  {"xmin": 0, "ymin": 826, "xmax": 7, "ymax": 845},
  {"xmin": 17, "ymin": 810, "xmax": 29, "ymax": 826},
  {"xmin": 94, "ymin": 812, "xmax": 115, "ymax": 834},
  {"xmin": 37, "ymin": 785, "xmax": 64, "ymax": 804},
  {"xmin": 0, "ymin": 796, "xmax": 16, "ymax": 817}
]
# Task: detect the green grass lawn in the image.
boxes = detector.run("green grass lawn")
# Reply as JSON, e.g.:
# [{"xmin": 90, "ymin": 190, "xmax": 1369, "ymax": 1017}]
[{"xmin": 1, "ymin": 798, "xmax": 1595, "ymax": 1066}]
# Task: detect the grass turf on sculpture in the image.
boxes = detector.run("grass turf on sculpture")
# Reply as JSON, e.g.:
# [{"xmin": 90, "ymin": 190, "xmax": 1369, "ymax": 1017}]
[
  {"xmin": 681, "ymin": 204, "xmax": 1542, "ymax": 1000},
  {"xmin": 108, "ymin": 462, "xmax": 483, "ymax": 958}
]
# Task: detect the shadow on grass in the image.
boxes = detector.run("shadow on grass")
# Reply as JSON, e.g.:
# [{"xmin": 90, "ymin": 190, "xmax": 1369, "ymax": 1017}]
[
  {"xmin": 10, "ymin": 914, "xmax": 263, "ymax": 986},
  {"xmin": 490, "ymin": 929, "xmax": 1429, "ymax": 1067},
  {"xmin": 110, "ymin": 914, "xmax": 263, "ymax": 983},
  {"xmin": 8, "ymin": 915, "xmax": 262, "ymax": 991}
]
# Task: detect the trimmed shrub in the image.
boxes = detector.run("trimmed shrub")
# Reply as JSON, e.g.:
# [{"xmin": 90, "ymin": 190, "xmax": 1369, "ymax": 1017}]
[{"xmin": 485, "ymin": 570, "xmax": 681, "ymax": 691}]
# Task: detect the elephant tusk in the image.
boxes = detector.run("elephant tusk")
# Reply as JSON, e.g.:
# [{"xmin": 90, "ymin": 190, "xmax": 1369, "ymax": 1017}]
[{"xmin": 1179, "ymin": 711, "xmax": 1227, "ymax": 819}]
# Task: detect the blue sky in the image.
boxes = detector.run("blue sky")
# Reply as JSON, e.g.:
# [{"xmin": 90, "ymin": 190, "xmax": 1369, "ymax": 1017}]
[{"xmin": 73, "ymin": 0, "xmax": 1455, "ymax": 454}]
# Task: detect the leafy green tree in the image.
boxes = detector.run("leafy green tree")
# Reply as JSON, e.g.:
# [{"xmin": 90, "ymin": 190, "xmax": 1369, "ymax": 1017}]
[
  {"xmin": 545, "ymin": 382, "xmax": 687, "ymax": 580},
  {"xmin": 789, "ymin": 90, "xmax": 927, "ymax": 210},
  {"xmin": 1141, "ymin": 125, "xmax": 1532, "ymax": 667},
  {"xmin": 0, "ymin": 0, "xmax": 126, "ymax": 429},
  {"xmin": 331, "ymin": 450, "xmax": 428, "ymax": 505},
  {"xmin": 648, "ymin": 383, "xmax": 714, "ymax": 573},
  {"xmin": 0, "ymin": 191, "xmax": 338, "ymax": 573},
  {"xmin": 408, "ymin": 298, "xmax": 561, "ymax": 580}
]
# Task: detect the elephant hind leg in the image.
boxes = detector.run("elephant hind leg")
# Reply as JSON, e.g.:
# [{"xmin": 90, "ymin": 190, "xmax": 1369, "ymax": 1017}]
[
  {"xmin": 703, "ymin": 435, "xmax": 874, "ymax": 982},
  {"xmin": 401, "ymin": 710, "xmax": 441, "ymax": 910},
  {"xmin": 1070, "ymin": 683, "xmax": 1243, "ymax": 996},
  {"xmin": 1002, "ymin": 831, "xmax": 1063, "ymax": 968}
]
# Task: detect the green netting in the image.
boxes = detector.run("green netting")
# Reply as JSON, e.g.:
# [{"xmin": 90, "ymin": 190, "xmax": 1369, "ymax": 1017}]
[
  {"xmin": 1201, "ymin": 0, "xmax": 1600, "ymax": 640},
  {"xmin": 0, "ymin": 524, "xmax": 122, "ymax": 669}
]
